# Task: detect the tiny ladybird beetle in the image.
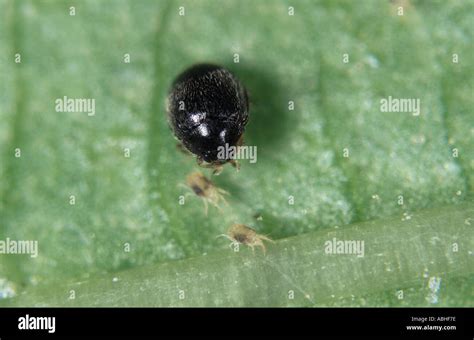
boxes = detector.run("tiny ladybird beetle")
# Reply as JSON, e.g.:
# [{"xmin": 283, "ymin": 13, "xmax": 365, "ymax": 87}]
[
  {"xmin": 219, "ymin": 223, "xmax": 274, "ymax": 254},
  {"xmin": 167, "ymin": 64, "xmax": 249, "ymax": 174},
  {"xmin": 184, "ymin": 171, "xmax": 229, "ymax": 215}
]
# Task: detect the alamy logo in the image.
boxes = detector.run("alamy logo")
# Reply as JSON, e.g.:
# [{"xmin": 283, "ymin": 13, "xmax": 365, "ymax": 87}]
[
  {"xmin": 324, "ymin": 237, "xmax": 365, "ymax": 258},
  {"xmin": 18, "ymin": 314, "xmax": 55, "ymax": 333},
  {"xmin": 55, "ymin": 96, "xmax": 95, "ymax": 116},
  {"xmin": 217, "ymin": 143, "xmax": 257, "ymax": 163},
  {"xmin": 0, "ymin": 238, "xmax": 38, "ymax": 258},
  {"xmin": 380, "ymin": 96, "xmax": 420, "ymax": 116}
]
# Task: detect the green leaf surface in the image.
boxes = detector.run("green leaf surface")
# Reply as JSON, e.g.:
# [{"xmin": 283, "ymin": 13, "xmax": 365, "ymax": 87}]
[
  {"xmin": 3, "ymin": 204, "xmax": 473, "ymax": 307},
  {"xmin": 0, "ymin": 0, "xmax": 473, "ymax": 306}
]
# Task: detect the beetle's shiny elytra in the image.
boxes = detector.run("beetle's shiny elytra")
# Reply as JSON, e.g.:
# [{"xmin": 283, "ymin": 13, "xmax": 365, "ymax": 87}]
[{"xmin": 166, "ymin": 64, "xmax": 249, "ymax": 167}]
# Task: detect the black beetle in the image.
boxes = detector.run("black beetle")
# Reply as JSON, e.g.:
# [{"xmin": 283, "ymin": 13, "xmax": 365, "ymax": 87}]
[{"xmin": 166, "ymin": 64, "xmax": 249, "ymax": 173}]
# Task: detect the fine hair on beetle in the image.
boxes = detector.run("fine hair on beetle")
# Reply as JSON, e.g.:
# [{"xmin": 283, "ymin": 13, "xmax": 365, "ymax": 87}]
[{"xmin": 167, "ymin": 63, "xmax": 249, "ymax": 175}]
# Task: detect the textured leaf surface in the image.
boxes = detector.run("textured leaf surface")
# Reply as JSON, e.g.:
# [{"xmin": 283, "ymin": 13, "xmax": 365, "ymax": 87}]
[
  {"xmin": 4, "ymin": 204, "xmax": 473, "ymax": 307},
  {"xmin": 0, "ymin": 0, "xmax": 472, "ymax": 306}
]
